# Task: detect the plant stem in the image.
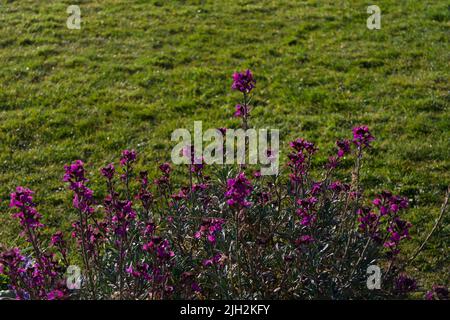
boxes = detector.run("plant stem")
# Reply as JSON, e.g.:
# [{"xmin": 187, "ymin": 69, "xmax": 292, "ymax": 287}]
[
  {"xmin": 407, "ymin": 186, "xmax": 449, "ymax": 265},
  {"xmin": 235, "ymin": 209, "xmax": 242, "ymax": 298}
]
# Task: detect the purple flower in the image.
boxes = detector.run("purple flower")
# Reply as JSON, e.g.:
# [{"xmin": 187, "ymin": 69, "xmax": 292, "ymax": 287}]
[
  {"xmin": 202, "ymin": 258, "xmax": 214, "ymax": 267},
  {"xmin": 202, "ymin": 253, "xmax": 226, "ymax": 268},
  {"xmin": 195, "ymin": 218, "xmax": 226, "ymax": 245},
  {"xmin": 234, "ymin": 104, "xmax": 248, "ymax": 118},
  {"xmin": 143, "ymin": 237, "xmax": 175, "ymax": 261},
  {"xmin": 0, "ymin": 247, "xmax": 25, "ymax": 274},
  {"xmin": 120, "ymin": 149, "xmax": 137, "ymax": 166},
  {"xmin": 111, "ymin": 200, "xmax": 137, "ymax": 238},
  {"xmin": 232, "ymin": 69, "xmax": 255, "ymax": 93},
  {"xmin": 225, "ymin": 172, "xmax": 253, "ymax": 208},
  {"xmin": 72, "ymin": 184, "xmax": 94, "ymax": 214},
  {"xmin": 126, "ymin": 263, "xmax": 151, "ymax": 280},
  {"xmin": 296, "ymin": 197, "xmax": 317, "ymax": 226},
  {"xmin": 394, "ymin": 274, "xmax": 417, "ymax": 294},
  {"xmin": 64, "ymin": 160, "xmax": 95, "ymax": 215},
  {"xmin": 191, "ymin": 282, "xmax": 202, "ymax": 293},
  {"xmin": 357, "ymin": 207, "xmax": 381, "ymax": 242},
  {"xmin": 100, "ymin": 163, "xmax": 115, "ymax": 180},
  {"xmin": 47, "ymin": 289, "xmax": 65, "ymax": 300},
  {"xmin": 336, "ymin": 139, "xmax": 351, "ymax": 157},
  {"xmin": 289, "ymin": 138, "xmax": 316, "ymax": 154},
  {"xmin": 329, "ymin": 180, "xmax": 350, "ymax": 193},
  {"xmin": 425, "ymin": 291, "xmax": 434, "ymax": 300},
  {"xmin": 63, "ymin": 160, "xmax": 87, "ymax": 183},
  {"xmin": 287, "ymin": 138, "xmax": 316, "ymax": 182},
  {"xmin": 352, "ymin": 126, "xmax": 374, "ymax": 148},
  {"xmin": 288, "ymin": 151, "xmax": 305, "ymax": 175},
  {"xmin": 310, "ymin": 182, "xmax": 322, "ymax": 196},
  {"xmin": 372, "ymin": 191, "xmax": 409, "ymax": 216},
  {"xmin": 384, "ymin": 217, "xmax": 412, "ymax": 253},
  {"xmin": 159, "ymin": 162, "xmax": 171, "ymax": 175},
  {"xmin": 50, "ymin": 231, "xmax": 64, "ymax": 247},
  {"xmin": 9, "ymin": 187, "xmax": 44, "ymax": 231}
]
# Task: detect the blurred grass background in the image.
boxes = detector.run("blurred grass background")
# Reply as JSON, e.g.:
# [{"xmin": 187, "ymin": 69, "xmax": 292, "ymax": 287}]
[{"xmin": 0, "ymin": 0, "xmax": 448, "ymax": 291}]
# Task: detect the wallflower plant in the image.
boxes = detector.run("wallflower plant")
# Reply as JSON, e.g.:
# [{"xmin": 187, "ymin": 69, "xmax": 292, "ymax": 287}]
[{"xmin": 0, "ymin": 70, "xmax": 448, "ymax": 300}]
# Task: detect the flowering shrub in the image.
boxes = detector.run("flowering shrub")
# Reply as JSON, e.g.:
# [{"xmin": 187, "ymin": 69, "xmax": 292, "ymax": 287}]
[{"xmin": 0, "ymin": 70, "xmax": 447, "ymax": 300}]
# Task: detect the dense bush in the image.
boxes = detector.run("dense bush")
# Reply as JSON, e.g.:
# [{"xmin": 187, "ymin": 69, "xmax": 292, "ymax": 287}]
[{"xmin": 0, "ymin": 71, "xmax": 447, "ymax": 300}]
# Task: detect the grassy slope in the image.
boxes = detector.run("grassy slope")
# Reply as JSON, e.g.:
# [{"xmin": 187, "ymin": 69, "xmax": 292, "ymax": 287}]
[{"xmin": 0, "ymin": 0, "xmax": 448, "ymax": 289}]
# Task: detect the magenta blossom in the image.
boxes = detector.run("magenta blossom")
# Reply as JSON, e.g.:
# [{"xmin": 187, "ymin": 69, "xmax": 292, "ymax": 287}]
[
  {"xmin": 195, "ymin": 218, "xmax": 226, "ymax": 245},
  {"xmin": 372, "ymin": 191, "xmax": 409, "ymax": 216},
  {"xmin": 10, "ymin": 187, "xmax": 44, "ymax": 231},
  {"xmin": 63, "ymin": 160, "xmax": 87, "ymax": 184},
  {"xmin": 384, "ymin": 217, "xmax": 412, "ymax": 254},
  {"xmin": 234, "ymin": 104, "xmax": 248, "ymax": 118},
  {"xmin": 159, "ymin": 162, "xmax": 171, "ymax": 175},
  {"xmin": 50, "ymin": 231, "xmax": 64, "ymax": 247},
  {"xmin": 394, "ymin": 274, "xmax": 417, "ymax": 294},
  {"xmin": 143, "ymin": 237, "xmax": 175, "ymax": 261},
  {"xmin": 64, "ymin": 160, "xmax": 95, "ymax": 215},
  {"xmin": 100, "ymin": 163, "xmax": 115, "ymax": 180},
  {"xmin": 352, "ymin": 126, "xmax": 374, "ymax": 148},
  {"xmin": 357, "ymin": 207, "xmax": 382, "ymax": 242},
  {"xmin": 296, "ymin": 197, "xmax": 318, "ymax": 226},
  {"xmin": 336, "ymin": 139, "xmax": 351, "ymax": 157},
  {"xmin": 111, "ymin": 200, "xmax": 137, "ymax": 238},
  {"xmin": 225, "ymin": 172, "xmax": 253, "ymax": 208},
  {"xmin": 232, "ymin": 69, "xmax": 255, "ymax": 93},
  {"xmin": 289, "ymin": 138, "xmax": 317, "ymax": 154},
  {"xmin": 120, "ymin": 149, "xmax": 137, "ymax": 166}
]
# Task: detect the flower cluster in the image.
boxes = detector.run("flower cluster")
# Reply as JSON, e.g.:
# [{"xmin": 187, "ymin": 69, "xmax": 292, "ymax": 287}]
[
  {"xmin": 195, "ymin": 218, "xmax": 226, "ymax": 245},
  {"xmin": 0, "ymin": 244, "xmax": 67, "ymax": 299},
  {"xmin": 120, "ymin": 149, "xmax": 137, "ymax": 167},
  {"xmin": 287, "ymin": 138, "xmax": 316, "ymax": 182},
  {"xmin": 100, "ymin": 163, "xmax": 115, "ymax": 180},
  {"xmin": 154, "ymin": 162, "xmax": 172, "ymax": 188},
  {"xmin": 352, "ymin": 125, "xmax": 375, "ymax": 148},
  {"xmin": 1, "ymin": 69, "xmax": 439, "ymax": 301},
  {"xmin": 296, "ymin": 197, "xmax": 318, "ymax": 226},
  {"xmin": 143, "ymin": 237, "xmax": 175, "ymax": 261},
  {"xmin": 372, "ymin": 191, "xmax": 409, "ymax": 215},
  {"xmin": 110, "ymin": 200, "xmax": 137, "ymax": 238},
  {"xmin": 384, "ymin": 217, "xmax": 412, "ymax": 255},
  {"xmin": 225, "ymin": 172, "xmax": 253, "ymax": 208},
  {"xmin": 231, "ymin": 69, "xmax": 255, "ymax": 93},
  {"xmin": 10, "ymin": 187, "xmax": 44, "ymax": 233},
  {"xmin": 357, "ymin": 191, "xmax": 411, "ymax": 256},
  {"xmin": 336, "ymin": 139, "xmax": 351, "ymax": 158},
  {"xmin": 357, "ymin": 207, "xmax": 382, "ymax": 241},
  {"xmin": 64, "ymin": 160, "xmax": 94, "ymax": 215},
  {"xmin": 394, "ymin": 274, "xmax": 417, "ymax": 294}
]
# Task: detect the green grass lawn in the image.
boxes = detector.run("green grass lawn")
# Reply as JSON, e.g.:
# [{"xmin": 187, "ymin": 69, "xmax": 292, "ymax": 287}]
[{"xmin": 0, "ymin": 0, "xmax": 448, "ymax": 290}]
